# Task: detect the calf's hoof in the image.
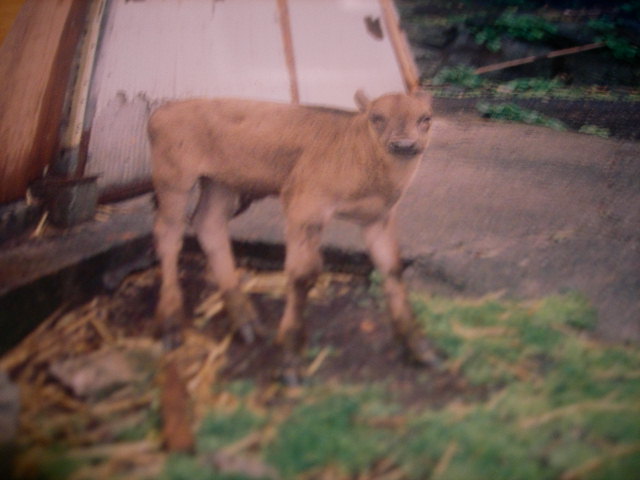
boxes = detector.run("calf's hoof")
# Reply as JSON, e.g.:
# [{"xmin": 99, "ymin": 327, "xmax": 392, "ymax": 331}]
[
  {"xmin": 155, "ymin": 309, "xmax": 188, "ymax": 351},
  {"xmin": 224, "ymin": 291, "xmax": 265, "ymax": 344},
  {"xmin": 162, "ymin": 320, "xmax": 188, "ymax": 350},
  {"xmin": 275, "ymin": 351, "xmax": 306, "ymax": 387},
  {"xmin": 400, "ymin": 334, "xmax": 443, "ymax": 368}
]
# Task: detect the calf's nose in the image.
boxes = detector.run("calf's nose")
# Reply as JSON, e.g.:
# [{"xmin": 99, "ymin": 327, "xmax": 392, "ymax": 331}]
[{"xmin": 387, "ymin": 138, "xmax": 419, "ymax": 156}]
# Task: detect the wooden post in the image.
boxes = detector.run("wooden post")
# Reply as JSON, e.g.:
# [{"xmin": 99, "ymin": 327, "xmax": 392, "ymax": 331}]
[
  {"xmin": 277, "ymin": 0, "xmax": 300, "ymax": 104},
  {"xmin": 0, "ymin": 0, "xmax": 90, "ymax": 204},
  {"xmin": 57, "ymin": 0, "xmax": 108, "ymax": 179},
  {"xmin": 379, "ymin": 0, "xmax": 420, "ymax": 93}
]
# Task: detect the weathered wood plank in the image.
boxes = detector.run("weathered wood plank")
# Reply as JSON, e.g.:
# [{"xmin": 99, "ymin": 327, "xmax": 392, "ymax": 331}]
[
  {"xmin": 0, "ymin": 0, "xmax": 26, "ymax": 45},
  {"xmin": 0, "ymin": 0, "xmax": 89, "ymax": 204}
]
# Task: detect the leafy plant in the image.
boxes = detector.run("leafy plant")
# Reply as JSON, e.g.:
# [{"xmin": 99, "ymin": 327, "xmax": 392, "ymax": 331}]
[
  {"xmin": 266, "ymin": 393, "xmax": 393, "ymax": 478},
  {"xmin": 588, "ymin": 18, "xmax": 639, "ymax": 61},
  {"xmin": 470, "ymin": 9, "xmax": 557, "ymax": 52},
  {"xmin": 579, "ymin": 124, "xmax": 610, "ymax": 138},
  {"xmin": 502, "ymin": 77, "xmax": 563, "ymax": 94},
  {"xmin": 476, "ymin": 101, "xmax": 567, "ymax": 130},
  {"xmin": 433, "ymin": 65, "xmax": 486, "ymax": 88},
  {"xmin": 197, "ymin": 407, "xmax": 264, "ymax": 452}
]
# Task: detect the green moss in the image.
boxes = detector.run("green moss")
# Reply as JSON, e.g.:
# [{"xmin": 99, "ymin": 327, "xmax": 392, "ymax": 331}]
[
  {"xmin": 162, "ymin": 454, "xmax": 213, "ymax": 480},
  {"xmin": 476, "ymin": 102, "xmax": 567, "ymax": 130},
  {"xmin": 533, "ymin": 292, "xmax": 597, "ymax": 330},
  {"xmin": 197, "ymin": 407, "xmax": 264, "ymax": 453},
  {"xmin": 266, "ymin": 393, "xmax": 393, "ymax": 478}
]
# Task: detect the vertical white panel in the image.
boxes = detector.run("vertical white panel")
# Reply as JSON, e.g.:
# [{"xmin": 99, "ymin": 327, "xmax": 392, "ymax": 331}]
[
  {"xmin": 91, "ymin": 0, "xmax": 290, "ymax": 111},
  {"xmin": 86, "ymin": 0, "xmax": 290, "ymax": 195},
  {"xmin": 288, "ymin": 0, "xmax": 406, "ymax": 109}
]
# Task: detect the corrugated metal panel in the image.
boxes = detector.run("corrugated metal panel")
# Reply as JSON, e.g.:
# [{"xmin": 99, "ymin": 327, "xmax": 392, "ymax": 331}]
[
  {"xmin": 84, "ymin": 0, "xmax": 414, "ymax": 199},
  {"xmin": 86, "ymin": 0, "xmax": 291, "ymax": 197}
]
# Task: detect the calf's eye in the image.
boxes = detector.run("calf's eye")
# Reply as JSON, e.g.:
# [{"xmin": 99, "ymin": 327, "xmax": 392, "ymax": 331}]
[
  {"xmin": 417, "ymin": 114, "xmax": 431, "ymax": 126},
  {"xmin": 370, "ymin": 113, "xmax": 386, "ymax": 126}
]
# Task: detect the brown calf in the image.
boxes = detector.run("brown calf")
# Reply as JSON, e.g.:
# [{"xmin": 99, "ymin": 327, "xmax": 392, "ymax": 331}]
[{"xmin": 148, "ymin": 90, "xmax": 437, "ymax": 369}]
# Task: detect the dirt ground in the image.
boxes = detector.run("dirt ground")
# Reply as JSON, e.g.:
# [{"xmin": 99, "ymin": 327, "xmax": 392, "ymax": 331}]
[{"xmin": 105, "ymin": 255, "xmax": 473, "ymax": 408}]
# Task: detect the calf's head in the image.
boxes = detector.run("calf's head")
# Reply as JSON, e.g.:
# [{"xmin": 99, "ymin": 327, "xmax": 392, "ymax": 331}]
[{"xmin": 355, "ymin": 90, "xmax": 433, "ymax": 159}]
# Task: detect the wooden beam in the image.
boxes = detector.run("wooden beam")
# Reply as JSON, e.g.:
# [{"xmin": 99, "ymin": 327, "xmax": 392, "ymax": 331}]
[
  {"xmin": 379, "ymin": 0, "xmax": 420, "ymax": 93},
  {"xmin": 277, "ymin": 0, "xmax": 300, "ymax": 104},
  {"xmin": 474, "ymin": 42, "xmax": 605, "ymax": 75},
  {"xmin": 0, "ymin": 0, "xmax": 90, "ymax": 204},
  {"xmin": 59, "ymin": 0, "xmax": 108, "ymax": 178}
]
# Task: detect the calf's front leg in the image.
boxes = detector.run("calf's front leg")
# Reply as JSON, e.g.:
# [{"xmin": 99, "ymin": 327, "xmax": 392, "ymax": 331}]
[
  {"xmin": 362, "ymin": 214, "xmax": 440, "ymax": 367},
  {"xmin": 277, "ymin": 217, "xmax": 325, "ymax": 354}
]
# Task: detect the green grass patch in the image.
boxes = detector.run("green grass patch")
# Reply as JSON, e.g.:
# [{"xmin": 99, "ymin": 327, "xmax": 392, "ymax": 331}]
[
  {"xmin": 397, "ymin": 293, "xmax": 640, "ymax": 479},
  {"xmin": 579, "ymin": 125, "xmax": 611, "ymax": 138},
  {"xmin": 197, "ymin": 406, "xmax": 265, "ymax": 453},
  {"xmin": 476, "ymin": 101, "xmax": 567, "ymax": 130},
  {"xmin": 266, "ymin": 390, "xmax": 395, "ymax": 479},
  {"xmin": 433, "ymin": 65, "xmax": 486, "ymax": 89},
  {"xmin": 154, "ymin": 292, "xmax": 640, "ymax": 480}
]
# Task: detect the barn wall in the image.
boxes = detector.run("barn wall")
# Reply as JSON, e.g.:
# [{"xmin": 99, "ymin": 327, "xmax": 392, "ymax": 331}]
[
  {"xmin": 0, "ymin": 0, "xmax": 89, "ymax": 204},
  {"xmin": 85, "ymin": 0, "xmax": 292, "ymax": 199}
]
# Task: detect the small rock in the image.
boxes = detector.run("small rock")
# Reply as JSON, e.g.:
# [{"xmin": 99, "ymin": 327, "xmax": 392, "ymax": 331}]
[{"xmin": 49, "ymin": 343, "xmax": 161, "ymax": 399}]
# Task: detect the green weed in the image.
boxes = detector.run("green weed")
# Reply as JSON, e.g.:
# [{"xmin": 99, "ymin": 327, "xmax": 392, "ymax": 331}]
[
  {"xmin": 197, "ymin": 407, "xmax": 264, "ymax": 453},
  {"xmin": 266, "ymin": 392, "xmax": 394, "ymax": 478},
  {"xmin": 162, "ymin": 454, "xmax": 213, "ymax": 480},
  {"xmin": 579, "ymin": 125, "xmax": 611, "ymax": 138},
  {"xmin": 476, "ymin": 101, "xmax": 567, "ymax": 130},
  {"xmin": 502, "ymin": 77, "xmax": 563, "ymax": 95},
  {"xmin": 471, "ymin": 9, "xmax": 558, "ymax": 52},
  {"xmin": 433, "ymin": 66, "xmax": 486, "ymax": 89},
  {"xmin": 401, "ymin": 293, "xmax": 640, "ymax": 479},
  {"xmin": 158, "ymin": 292, "xmax": 640, "ymax": 480}
]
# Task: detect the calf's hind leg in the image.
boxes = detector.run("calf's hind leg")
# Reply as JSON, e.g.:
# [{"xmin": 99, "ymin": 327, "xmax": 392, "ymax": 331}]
[
  {"xmin": 154, "ymin": 187, "xmax": 192, "ymax": 348},
  {"xmin": 193, "ymin": 179, "xmax": 261, "ymax": 343}
]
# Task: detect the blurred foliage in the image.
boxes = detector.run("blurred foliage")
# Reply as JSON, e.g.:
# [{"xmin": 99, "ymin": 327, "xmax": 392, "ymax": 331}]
[
  {"xmin": 579, "ymin": 124, "xmax": 610, "ymax": 137},
  {"xmin": 476, "ymin": 101, "xmax": 568, "ymax": 130},
  {"xmin": 470, "ymin": 9, "xmax": 558, "ymax": 52},
  {"xmin": 266, "ymin": 392, "xmax": 393, "ymax": 478},
  {"xmin": 433, "ymin": 66, "xmax": 486, "ymax": 88}
]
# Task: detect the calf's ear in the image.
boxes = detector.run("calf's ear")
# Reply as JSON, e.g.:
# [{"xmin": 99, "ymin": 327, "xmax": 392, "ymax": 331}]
[{"xmin": 354, "ymin": 89, "xmax": 370, "ymax": 112}]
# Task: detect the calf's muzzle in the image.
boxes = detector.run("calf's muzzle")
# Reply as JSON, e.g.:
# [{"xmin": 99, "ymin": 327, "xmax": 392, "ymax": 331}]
[{"xmin": 387, "ymin": 138, "xmax": 422, "ymax": 157}]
